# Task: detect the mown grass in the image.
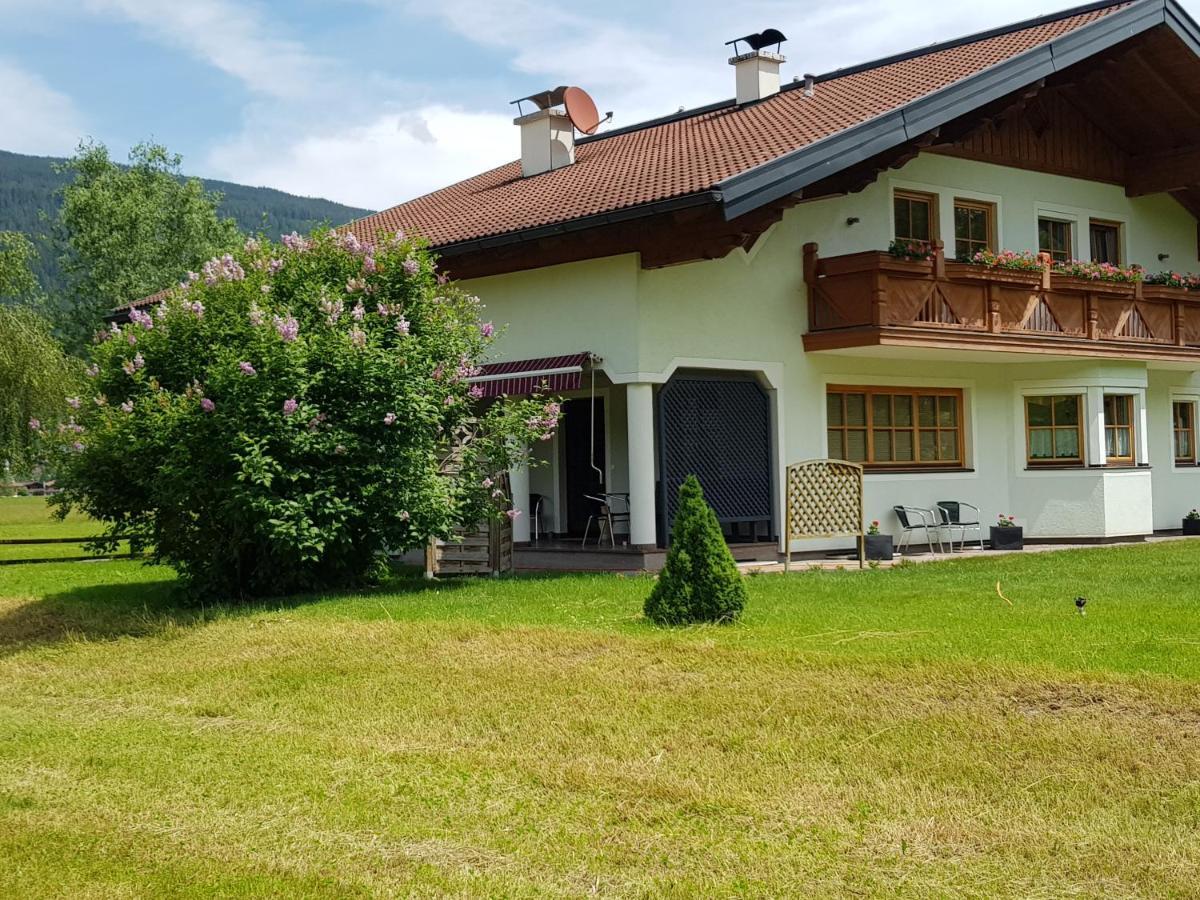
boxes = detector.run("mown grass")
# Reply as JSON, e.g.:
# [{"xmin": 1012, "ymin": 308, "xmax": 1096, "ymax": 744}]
[
  {"xmin": 0, "ymin": 497, "xmax": 131, "ymax": 563},
  {"xmin": 2, "ymin": 542, "xmax": 1200, "ymax": 897}
]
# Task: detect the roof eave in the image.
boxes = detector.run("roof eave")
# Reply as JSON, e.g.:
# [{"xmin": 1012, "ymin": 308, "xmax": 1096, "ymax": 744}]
[{"xmin": 719, "ymin": 0, "xmax": 1195, "ymax": 221}]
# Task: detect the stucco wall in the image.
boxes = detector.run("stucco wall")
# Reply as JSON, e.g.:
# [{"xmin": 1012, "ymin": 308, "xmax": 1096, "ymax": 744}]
[{"xmin": 464, "ymin": 152, "xmax": 1199, "ymax": 542}]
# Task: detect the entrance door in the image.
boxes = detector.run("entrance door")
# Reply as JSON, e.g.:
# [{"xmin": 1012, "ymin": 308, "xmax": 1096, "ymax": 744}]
[{"xmin": 562, "ymin": 397, "xmax": 605, "ymax": 536}]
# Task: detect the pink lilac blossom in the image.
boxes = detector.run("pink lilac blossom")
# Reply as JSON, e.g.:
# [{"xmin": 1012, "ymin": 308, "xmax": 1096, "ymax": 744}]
[
  {"xmin": 394, "ymin": 316, "xmax": 410, "ymax": 336},
  {"xmin": 94, "ymin": 395, "xmax": 107, "ymax": 407},
  {"xmin": 398, "ymin": 510, "xmax": 410, "ymax": 521},
  {"xmin": 128, "ymin": 308, "xmax": 154, "ymax": 329},
  {"xmin": 362, "ymin": 255, "xmax": 377, "ymax": 274},
  {"xmin": 244, "ymin": 237, "xmax": 261, "ymax": 253},
  {"xmin": 375, "ymin": 302, "xmax": 390, "ymax": 318},
  {"xmin": 320, "ymin": 296, "xmax": 344, "ymax": 325},
  {"xmin": 155, "ymin": 303, "xmax": 168, "ymax": 320},
  {"xmin": 351, "ymin": 300, "xmax": 366, "ymax": 320},
  {"xmin": 85, "ymin": 364, "xmax": 99, "ymax": 378},
  {"xmin": 239, "ymin": 361, "xmax": 257, "ymax": 376},
  {"xmin": 273, "ymin": 314, "xmax": 299, "ymax": 342},
  {"xmin": 505, "ymin": 509, "xmax": 521, "ymax": 520},
  {"xmin": 282, "ymin": 232, "xmax": 310, "ymax": 252},
  {"xmin": 482, "ymin": 477, "xmax": 493, "ymax": 488},
  {"xmin": 126, "ymin": 331, "xmax": 138, "ymax": 346},
  {"xmin": 282, "ymin": 398, "xmax": 298, "ymax": 417},
  {"xmin": 71, "ymin": 441, "xmax": 85, "ymax": 453},
  {"xmin": 120, "ymin": 401, "xmax": 134, "ymax": 413},
  {"xmin": 479, "ymin": 321, "xmax": 494, "ymax": 338},
  {"xmin": 133, "ymin": 353, "xmax": 145, "ymax": 370},
  {"xmin": 491, "ymin": 488, "xmax": 504, "ymax": 500},
  {"xmin": 200, "ymin": 398, "xmax": 216, "ymax": 413},
  {"xmin": 260, "ymin": 284, "xmax": 271, "ymax": 294},
  {"xmin": 28, "ymin": 418, "xmax": 40, "ymax": 431},
  {"xmin": 249, "ymin": 304, "xmax": 265, "ymax": 327},
  {"xmin": 185, "ymin": 300, "xmax": 205, "ymax": 318},
  {"xmin": 383, "ymin": 412, "xmax": 397, "ymax": 425},
  {"xmin": 468, "ymin": 385, "xmax": 484, "ymax": 400},
  {"xmin": 268, "ymin": 258, "xmax": 284, "ymax": 274},
  {"xmin": 349, "ymin": 327, "xmax": 367, "ymax": 348},
  {"xmin": 202, "ymin": 254, "xmax": 245, "ymax": 285},
  {"xmin": 431, "ymin": 363, "xmax": 444, "ymax": 381},
  {"xmin": 122, "ymin": 359, "xmax": 135, "ymax": 376},
  {"xmin": 402, "ymin": 257, "xmax": 420, "ymax": 276},
  {"xmin": 436, "ymin": 272, "xmax": 449, "ymax": 285},
  {"xmin": 338, "ymin": 232, "xmax": 362, "ymax": 254},
  {"xmin": 444, "ymin": 395, "xmax": 457, "ymax": 407}
]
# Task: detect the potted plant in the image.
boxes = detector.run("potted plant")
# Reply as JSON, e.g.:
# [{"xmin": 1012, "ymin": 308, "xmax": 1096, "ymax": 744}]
[
  {"xmin": 861, "ymin": 520, "xmax": 894, "ymax": 561},
  {"xmin": 990, "ymin": 513, "xmax": 1024, "ymax": 551},
  {"xmin": 1184, "ymin": 509, "xmax": 1200, "ymax": 536}
]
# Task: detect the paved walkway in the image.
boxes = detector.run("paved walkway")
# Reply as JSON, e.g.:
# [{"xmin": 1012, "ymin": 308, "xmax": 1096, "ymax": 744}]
[{"xmin": 738, "ymin": 534, "xmax": 1199, "ymax": 574}]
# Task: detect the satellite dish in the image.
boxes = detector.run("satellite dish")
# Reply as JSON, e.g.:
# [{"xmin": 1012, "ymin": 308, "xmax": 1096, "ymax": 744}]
[{"xmin": 564, "ymin": 86, "xmax": 602, "ymax": 135}]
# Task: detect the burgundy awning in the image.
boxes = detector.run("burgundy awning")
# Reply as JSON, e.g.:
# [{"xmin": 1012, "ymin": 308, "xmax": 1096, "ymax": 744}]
[{"xmin": 471, "ymin": 352, "xmax": 592, "ymax": 398}]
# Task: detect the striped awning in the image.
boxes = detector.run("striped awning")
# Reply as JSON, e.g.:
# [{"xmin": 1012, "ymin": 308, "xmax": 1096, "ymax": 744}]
[{"xmin": 471, "ymin": 352, "xmax": 592, "ymax": 398}]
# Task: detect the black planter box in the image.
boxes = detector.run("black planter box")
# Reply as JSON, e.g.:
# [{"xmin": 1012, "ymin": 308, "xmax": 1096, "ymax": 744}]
[
  {"xmin": 990, "ymin": 526, "xmax": 1024, "ymax": 551},
  {"xmin": 1184, "ymin": 518, "xmax": 1200, "ymax": 536},
  {"xmin": 861, "ymin": 534, "xmax": 894, "ymax": 561}
]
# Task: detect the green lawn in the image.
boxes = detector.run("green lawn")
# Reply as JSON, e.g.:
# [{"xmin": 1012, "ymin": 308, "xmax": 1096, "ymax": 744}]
[
  {"xmin": 2, "ymin": 543, "xmax": 1200, "ymax": 896},
  {"xmin": 0, "ymin": 497, "xmax": 130, "ymax": 563}
]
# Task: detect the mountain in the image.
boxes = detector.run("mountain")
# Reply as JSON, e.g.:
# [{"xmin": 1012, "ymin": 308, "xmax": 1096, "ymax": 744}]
[{"xmin": 0, "ymin": 149, "xmax": 374, "ymax": 295}]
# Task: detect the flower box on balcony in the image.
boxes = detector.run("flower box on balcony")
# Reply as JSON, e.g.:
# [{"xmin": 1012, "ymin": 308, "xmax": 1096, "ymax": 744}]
[
  {"xmin": 1049, "ymin": 275, "xmax": 1137, "ymax": 296},
  {"xmin": 945, "ymin": 262, "xmax": 1043, "ymax": 287},
  {"xmin": 1141, "ymin": 284, "xmax": 1193, "ymax": 302}
]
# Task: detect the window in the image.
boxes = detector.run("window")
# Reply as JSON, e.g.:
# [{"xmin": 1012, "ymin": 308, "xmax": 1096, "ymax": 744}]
[
  {"xmin": 827, "ymin": 387, "xmax": 962, "ymax": 468},
  {"xmin": 1090, "ymin": 220, "xmax": 1121, "ymax": 265},
  {"xmin": 1174, "ymin": 401, "xmax": 1196, "ymax": 465},
  {"xmin": 894, "ymin": 191, "xmax": 935, "ymax": 243},
  {"xmin": 1026, "ymin": 395, "xmax": 1083, "ymax": 465},
  {"xmin": 1103, "ymin": 394, "xmax": 1135, "ymax": 465},
  {"xmin": 954, "ymin": 200, "xmax": 994, "ymax": 260},
  {"xmin": 1038, "ymin": 218, "xmax": 1073, "ymax": 263}
]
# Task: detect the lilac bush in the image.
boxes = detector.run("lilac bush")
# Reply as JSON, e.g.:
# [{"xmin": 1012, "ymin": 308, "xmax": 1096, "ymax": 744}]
[{"xmin": 48, "ymin": 229, "xmax": 558, "ymax": 598}]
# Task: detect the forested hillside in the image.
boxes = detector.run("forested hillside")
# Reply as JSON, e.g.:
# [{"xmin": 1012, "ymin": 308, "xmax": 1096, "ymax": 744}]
[{"xmin": 0, "ymin": 149, "xmax": 373, "ymax": 294}]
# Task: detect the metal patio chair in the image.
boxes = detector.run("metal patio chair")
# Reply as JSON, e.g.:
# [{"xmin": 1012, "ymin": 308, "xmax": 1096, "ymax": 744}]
[
  {"xmin": 893, "ymin": 505, "xmax": 945, "ymax": 555},
  {"xmin": 582, "ymin": 493, "xmax": 630, "ymax": 547},
  {"xmin": 936, "ymin": 501, "xmax": 984, "ymax": 552},
  {"xmin": 529, "ymin": 492, "xmax": 546, "ymax": 543}
]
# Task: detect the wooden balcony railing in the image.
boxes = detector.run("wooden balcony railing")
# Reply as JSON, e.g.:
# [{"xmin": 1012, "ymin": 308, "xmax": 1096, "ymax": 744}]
[{"xmin": 802, "ymin": 242, "xmax": 1200, "ymax": 359}]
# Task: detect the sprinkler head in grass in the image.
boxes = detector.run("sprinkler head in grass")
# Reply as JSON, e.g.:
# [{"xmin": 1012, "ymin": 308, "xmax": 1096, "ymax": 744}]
[{"xmin": 1075, "ymin": 597, "xmax": 1088, "ymax": 616}]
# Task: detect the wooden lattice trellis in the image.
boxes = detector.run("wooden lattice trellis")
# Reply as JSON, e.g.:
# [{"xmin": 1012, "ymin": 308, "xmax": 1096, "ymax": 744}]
[{"xmin": 784, "ymin": 459, "xmax": 865, "ymax": 571}]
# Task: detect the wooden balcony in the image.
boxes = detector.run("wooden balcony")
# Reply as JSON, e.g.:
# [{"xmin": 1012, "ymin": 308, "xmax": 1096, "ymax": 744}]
[{"xmin": 802, "ymin": 243, "xmax": 1200, "ymax": 362}]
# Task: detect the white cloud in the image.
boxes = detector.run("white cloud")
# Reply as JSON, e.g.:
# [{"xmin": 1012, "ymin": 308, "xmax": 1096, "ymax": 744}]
[
  {"xmin": 0, "ymin": 58, "xmax": 86, "ymax": 156},
  {"xmin": 80, "ymin": 0, "xmax": 328, "ymax": 101},
  {"xmin": 204, "ymin": 106, "xmax": 514, "ymax": 210}
]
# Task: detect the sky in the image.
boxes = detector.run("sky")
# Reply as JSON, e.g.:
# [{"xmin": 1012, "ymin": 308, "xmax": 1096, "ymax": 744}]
[{"xmin": 2, "ymin": 1, "xmax": 1197, "ymax": 211}]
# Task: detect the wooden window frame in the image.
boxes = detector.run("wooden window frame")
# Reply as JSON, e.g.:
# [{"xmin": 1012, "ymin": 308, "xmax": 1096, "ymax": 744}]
[
  {"xmin": 1089, "ymin": 218, "xmax": 1123, "ymax": 266},
  {"xmin": 893, "ymin": 190, "xmax": 938, "ymax": 244},
  {"xmin": 1173, "ymin": 401, "xmax": 1196, "ymax": 466},
  {"xmin": 1102, "ymin": 394, "xmax": 1136, "ymax": 466},
  {"xmin": 826, "ymin": 385, "xmax": 964, "ymax": 470},
  {"xmin": 1025, "ymin": 394, "xmax": 1084, "ymax": 467},
  {"xmin": 953, "ymin": 198, "xmax": 996, "ymax": 260},
  {"xmin": 1038, "ymin": 217, "xmax": 1074, "ymax": 263}
]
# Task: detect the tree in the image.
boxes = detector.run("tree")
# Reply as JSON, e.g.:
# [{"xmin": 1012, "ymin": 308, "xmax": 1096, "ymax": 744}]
[
  {"xmin": 52, "ymin": 140, "xmax": 240, "ymax": 351},
  {"xmin": 645, "ymin": 475, "xmax": 747, "ymax": 626},
  {"xmin": 0, "ymin": 306, "xmax": 80, "ymax": 476},
  {"xmin": 0, "ymin": 231, "xmax": 40, "ymax": 305},
  {"xmin": 47, "ymin": 229, "xmax": 559, "ymax": 599}
]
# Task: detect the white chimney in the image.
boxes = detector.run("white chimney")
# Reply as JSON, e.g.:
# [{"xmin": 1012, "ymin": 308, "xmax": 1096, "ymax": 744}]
[
  {"xmin": 729, "ymin": 49, "xmax": 785, "ymax": 104},
  {"xmin": 513, "ymin": 88, "xmax": 576, "ymax": 178}
]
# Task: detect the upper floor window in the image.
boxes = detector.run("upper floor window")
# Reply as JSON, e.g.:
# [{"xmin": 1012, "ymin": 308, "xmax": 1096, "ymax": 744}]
[
  {"xmin": 827, "ymin": 386, "xmax": 963, "ymax": 469},
  {"xmin": 1090, "ymin": 220, "xmax": 1122, "ymax": 265},
  {"xmin": 1026, "ymin": 394, "xmax": 1082, "ymax": 465},
  {"xmin": 1103, "ymin": 394, "xmax": 1135, "ymax": 465},
  {"xmin": 1174, "ymin": 401, "xmax": 1196, "ymax": 466},
  {"xmin": 894, "ymin": 191, "xmax": 935, "ymax": 243},
  {"xmin": 1038, "ymin": 218, "xmax": 1073, "ymax": 263},
  {"xmin": 953, "ymin": 200, "xmax": 994, "ymax": 260}
]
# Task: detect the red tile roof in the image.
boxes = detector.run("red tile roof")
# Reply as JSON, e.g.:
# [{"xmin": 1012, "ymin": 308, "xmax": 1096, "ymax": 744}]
[{"xmin": 346, "ymin": 2, "xmax": 1131, "ymax": 250}]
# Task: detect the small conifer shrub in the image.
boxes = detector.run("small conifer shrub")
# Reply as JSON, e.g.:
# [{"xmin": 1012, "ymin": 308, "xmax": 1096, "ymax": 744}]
[{"xmin": 644, "ymin": 475, "xmax": 747, "ymax": 626}]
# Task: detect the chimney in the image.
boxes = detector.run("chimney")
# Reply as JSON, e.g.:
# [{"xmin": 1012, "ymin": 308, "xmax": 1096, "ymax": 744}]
[
  {"xmin": 512, "ymin": 87, "xmax": 575, "ymax": 178},
  {"xmin": 725, "ymin": 29, "xmax": 787, "ymax": 105}
]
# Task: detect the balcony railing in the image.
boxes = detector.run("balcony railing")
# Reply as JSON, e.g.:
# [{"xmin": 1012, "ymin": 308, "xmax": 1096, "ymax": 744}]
[{"xmin": 802, "ymin": 242, "xmax": 1200, "ymax": 359}]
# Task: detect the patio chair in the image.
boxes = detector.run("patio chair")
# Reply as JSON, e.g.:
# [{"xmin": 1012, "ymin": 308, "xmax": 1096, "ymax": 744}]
[
  {"xmin": 529, "ymin": 493, "xmax": 546, "ymax": 543},
  {"xmin": 936, "ymin": 501, "xmax": 984, "ymax": 552},
  {"xmin": 892, "ymin": 506, "xmax": 945, "ymax": 555},
  {"xmin": 582, "ymin": 493, "xmax": 631, "ymax": 547}
]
